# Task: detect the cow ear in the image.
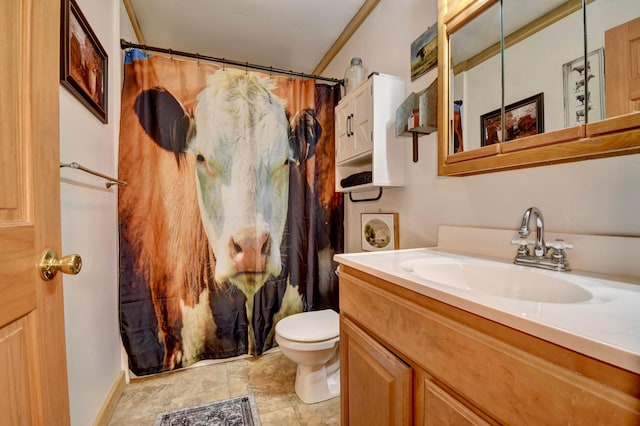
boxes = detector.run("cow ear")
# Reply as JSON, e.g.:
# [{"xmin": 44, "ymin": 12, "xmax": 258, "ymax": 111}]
[
  {"xmin": 289, "ymin": 108, "xmax": 322, "ymax": 164},
  {"xmin": 134, "ymin": 87, "xmax": 194, "ymax": 164}
]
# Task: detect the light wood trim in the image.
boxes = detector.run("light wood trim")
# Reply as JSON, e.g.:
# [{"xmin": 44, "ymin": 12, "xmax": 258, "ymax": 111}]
[
  {"xmin": 445, "ymin": 143, "xmax": 499, "ymax": 163},
  {"xmin": 31, "ymin": 0, "xmax": 71, "ymax": 422},
  {"xmin": 587, "ymin": 111, "xmax": 640, "ymax": 137},
  {"xmin": 122, "ymin": 0, "xmax": 145, "ymax": 44},
  {"xmin": 92, "ymin": 371, "xmax": 126, "ymax": 426},
  {"xmin": 339, "ymin": 266, "xmax": 640, "ymax": 423},
  {"xmin": 312, "ymin": 0, "xmax": 380, "ymax": 76},
  {"xmin": 499, "ymin": 125, "xmax": 584, "ymax": 153},
  {"xmin": 437, "ymin": 3, "xmax": 452, "ymax": 176},
  {"xmin": 443, "ymin": 0, "xmax": 498, "ymax": 35},
  {"xmin": 441, "ymin": 127, "xmax": 640, "ymax": 175}
]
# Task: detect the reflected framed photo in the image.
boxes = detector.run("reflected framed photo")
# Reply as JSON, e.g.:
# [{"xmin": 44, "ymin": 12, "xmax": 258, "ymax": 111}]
[
  {"xmin": 481, "ymin": 93, "xmax": 544, "ymax": 146},
  {"xmin": 60, "ymin": 0, "xmax": 108, "ymax": 123},
  {"xmin": 361, "ymin": 212, "xmax": 399, "ymax": 252},
  {"xmin": 563, "ymin": 48, "xmax": 604, "ymax": 127}
]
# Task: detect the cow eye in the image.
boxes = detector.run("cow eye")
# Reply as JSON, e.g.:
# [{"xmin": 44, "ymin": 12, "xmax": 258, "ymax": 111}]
[
  {"xmin": 283, "ymin": 158, "xmax": 290, "ymax": 166},
  {"xmin": 196, "ymin": 154, "xmax": 205, "ymax": 162}
]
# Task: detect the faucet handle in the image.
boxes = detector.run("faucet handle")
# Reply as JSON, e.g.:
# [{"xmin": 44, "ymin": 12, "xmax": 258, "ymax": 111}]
[
  {"xmin": 511, "ymin": 238, "xmax": 534, "ymax": 246},
  {"xmin": 545, "ymin": 239, "xmax": 573, "ymax": 250},
  {"xmin": 511, "ymin": 238, "xmax": 533, "ymax": 257}
]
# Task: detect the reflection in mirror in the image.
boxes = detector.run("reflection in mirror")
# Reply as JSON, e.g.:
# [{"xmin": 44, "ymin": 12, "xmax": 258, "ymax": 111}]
[
  {"xmin": 438, "ymin": 0, "xmax": 640, "ymax": 176},
  {"xmin": 587, "ymin": 0, "xmax": 640, "ymax": 121},
  {"xmin": 502, "ymin": 0, "xmax": 584, "ymax": 139},
  {"xmin": 448, "ymin": 2, "xmax": 501, "ymax": 154}
]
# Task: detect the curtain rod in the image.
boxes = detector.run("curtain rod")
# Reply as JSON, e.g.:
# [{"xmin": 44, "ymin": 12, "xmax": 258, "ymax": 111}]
[{"xmin": 120, "ymin": 39, "xmax": 343, "ymax": 85}]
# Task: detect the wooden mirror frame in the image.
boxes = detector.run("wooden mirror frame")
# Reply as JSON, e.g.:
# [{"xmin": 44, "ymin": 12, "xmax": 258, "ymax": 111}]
[{"xmin": 437, "ymin": 0, "xmax": 640, "ymax": 176}]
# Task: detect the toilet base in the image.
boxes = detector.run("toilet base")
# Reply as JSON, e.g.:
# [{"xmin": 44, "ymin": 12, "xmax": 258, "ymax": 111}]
[{"xmin": 294, "ymin": 360, "xmax": 340, "ymax": 404}]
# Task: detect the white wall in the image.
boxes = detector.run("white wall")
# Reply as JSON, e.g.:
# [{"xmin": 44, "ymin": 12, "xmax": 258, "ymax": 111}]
[
  {"xmin": 59, "ymin": 0, "xmax": 123, "ymax": 424},
  {"xmin": 322, "ymin": 0, "xmax": 640, "ymax": 255}
]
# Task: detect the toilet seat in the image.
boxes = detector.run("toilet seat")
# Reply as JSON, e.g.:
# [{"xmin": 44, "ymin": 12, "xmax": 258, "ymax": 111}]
[{"xmin": 275, "ymin": 309, "xmax": 339, "ymax": 343}]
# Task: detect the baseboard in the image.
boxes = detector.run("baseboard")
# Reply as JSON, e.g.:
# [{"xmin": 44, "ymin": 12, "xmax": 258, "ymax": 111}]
[{"xmin": 92, "ymin": 371, "xmax": 126, "ymax": 426}]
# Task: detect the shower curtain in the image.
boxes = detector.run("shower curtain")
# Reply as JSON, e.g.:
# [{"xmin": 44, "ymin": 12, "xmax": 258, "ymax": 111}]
[{"xmin": 118, "ymin": 49, "xmax": 343, "ymax": 376}]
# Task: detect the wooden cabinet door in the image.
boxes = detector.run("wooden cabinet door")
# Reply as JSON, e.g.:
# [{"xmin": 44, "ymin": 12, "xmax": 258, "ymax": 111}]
[
  {"xmin": 420, "ymin": 376, "xmax": 491, "ymax": 426},
  {"xmin": 340, "ymin": 316, "xmax": 412, "ymax": 426},
  {"xmin": 0, "ymin": 0, "xmax": 70, "ymax": 424}
]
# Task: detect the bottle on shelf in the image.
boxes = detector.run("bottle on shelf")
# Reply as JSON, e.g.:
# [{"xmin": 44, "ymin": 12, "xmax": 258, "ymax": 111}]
[{"xmin": 344, "ymin": 57, "xmax": 366, "ymax": 95}]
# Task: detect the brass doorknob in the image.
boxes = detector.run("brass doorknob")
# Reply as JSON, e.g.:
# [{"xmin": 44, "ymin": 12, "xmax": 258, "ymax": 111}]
[{"xmin": 39, "ymin": 249, "xmax": 82, "ymax": 281}]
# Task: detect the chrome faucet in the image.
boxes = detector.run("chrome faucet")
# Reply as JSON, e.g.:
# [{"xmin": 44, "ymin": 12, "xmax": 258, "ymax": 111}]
[
  {"xmin": 518, "ymin": 207, "xmax": 546, "ymax": 257},
  {"xmin": 511, "ymin": 207, "xmax": 572, "ymax": 272}
]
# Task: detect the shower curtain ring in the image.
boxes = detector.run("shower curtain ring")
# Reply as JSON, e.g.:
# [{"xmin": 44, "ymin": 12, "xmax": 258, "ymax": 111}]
[
  {"xmin": 245, "ymin": 62, "xmax": 249, "ymax": 75},
  {"xmin": 222, "ymin": 59, "xmax": 225, "ymax": 71},
  {"xmin": 169, "ymin": 48, "xmax": 173, "ymax": 60},
  {"xmin": 196, "ymin": 53, "xmax": 200, "ymax": 66}
]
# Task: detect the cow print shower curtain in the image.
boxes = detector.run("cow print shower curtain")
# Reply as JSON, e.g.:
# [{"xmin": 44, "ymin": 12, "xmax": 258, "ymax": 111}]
[{"xmin": 118, "ymin": 49, "xmax": 343, "ymax": 376}]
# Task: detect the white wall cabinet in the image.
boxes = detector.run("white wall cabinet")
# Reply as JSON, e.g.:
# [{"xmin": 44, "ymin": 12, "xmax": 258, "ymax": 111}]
[{"xmin": 335, "ymin": 73, "xmax": 405, "ymax": 193}]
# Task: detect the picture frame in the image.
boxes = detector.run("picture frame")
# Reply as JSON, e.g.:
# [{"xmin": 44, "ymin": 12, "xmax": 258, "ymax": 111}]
[
  {"xmin": 361, "ymin": 212, "xmax": 399, "ymax": 252},
  {"xmin": 60, "ymin": 0, "xmax": 108, "ymax": 123},
  {"xmin": 562, "ymin": 48, "xmax": 605, "ymax": 127},
  {"xmin": 480, "ymin": 93, "xmax": 544, "ymax": 146},
  {"xmin": 410, "ymin": 24, "xmax": 438, "ymax": 81}
]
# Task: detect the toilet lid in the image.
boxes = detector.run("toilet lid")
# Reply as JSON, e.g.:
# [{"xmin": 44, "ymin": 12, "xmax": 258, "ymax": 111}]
[{"xmin": 275, "ymin": 309, "xmax": 339, "ymax": 342}]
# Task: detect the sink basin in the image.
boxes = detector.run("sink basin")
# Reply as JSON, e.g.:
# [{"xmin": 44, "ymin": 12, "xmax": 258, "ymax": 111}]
[{"xmin": 407, "ymin": 259, "xmax": 592, "ymax": 303}]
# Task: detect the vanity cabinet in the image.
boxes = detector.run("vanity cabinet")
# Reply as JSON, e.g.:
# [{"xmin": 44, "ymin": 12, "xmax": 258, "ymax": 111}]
[
  {"xmin": 335, "ymin": 73, "xmax": 405, "ymax": 193},
  {"xmin": 338, "ymin": 266, "xmax": 640, "ymax": 425}
]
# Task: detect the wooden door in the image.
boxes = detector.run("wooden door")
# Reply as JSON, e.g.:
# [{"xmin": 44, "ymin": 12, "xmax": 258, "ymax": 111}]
[
  {"xmin": 340, "ymin": 316, "xmax": 412, "ymax": 426},
  {"xmin": 605, "ymin": 17, "xmax": 640, "ymax": 117},
  {"xmin": 0, "ymin": 0, "xmax": 71, "ymax": 424}
]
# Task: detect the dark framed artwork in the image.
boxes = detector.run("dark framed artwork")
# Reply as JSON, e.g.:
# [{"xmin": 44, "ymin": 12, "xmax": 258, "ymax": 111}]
[
  {"xmin": 410, "ymin": 24, "xmax": 438, "ymax": 81},
  {"xmin": 481, "ymin": 93, "xmax": 544, "ymax": 146},
  {"xmin": 60, "ymin": 0, "xmax": 108, "ymax": 123}
]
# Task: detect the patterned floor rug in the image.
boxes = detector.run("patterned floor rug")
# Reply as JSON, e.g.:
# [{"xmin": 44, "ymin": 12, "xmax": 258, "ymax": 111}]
[{"xmin": 153, "ymin": 394, "xmax": 261, "ymax": 426}]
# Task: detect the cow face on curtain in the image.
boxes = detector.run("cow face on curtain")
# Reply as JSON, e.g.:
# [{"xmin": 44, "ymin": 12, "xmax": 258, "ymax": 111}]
[{"xmin": 118, "ymin": 50, "xmax": 343, "ymax": 375}]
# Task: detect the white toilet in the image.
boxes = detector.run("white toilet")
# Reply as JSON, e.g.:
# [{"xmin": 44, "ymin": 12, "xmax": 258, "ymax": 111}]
[{"xmin": 275, "ymin": 309, "xmax": 340, "ymax": 404}]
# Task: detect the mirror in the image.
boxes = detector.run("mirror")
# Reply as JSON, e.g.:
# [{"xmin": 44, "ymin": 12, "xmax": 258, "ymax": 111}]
[
  {"xmin": 438, "ymin": 0, "xmax": 640, "ymax": 176},
  {"xmin": 449, "ymin": 2, "xmax": 501, "ymax": 153},
  {"xmin": 503, "ymin": 0, "xmax": 584, "ymax": 136}
]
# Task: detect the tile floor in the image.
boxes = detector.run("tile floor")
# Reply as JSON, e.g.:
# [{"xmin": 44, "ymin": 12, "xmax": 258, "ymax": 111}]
[{"xmin": 108, "ymin": 349, "xmax": 340, "ymax": 425}]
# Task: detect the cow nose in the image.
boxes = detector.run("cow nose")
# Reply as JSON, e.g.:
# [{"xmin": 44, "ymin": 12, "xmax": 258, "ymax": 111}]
[{"xmin": 229, "ymin": 232, "xmax": 271, "ymax": 273}]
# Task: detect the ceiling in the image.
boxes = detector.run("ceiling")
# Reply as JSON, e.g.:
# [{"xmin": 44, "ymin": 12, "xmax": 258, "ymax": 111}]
[{"xmin": 123, "ymin": 0, "xmax": 374, "ymax": 76}]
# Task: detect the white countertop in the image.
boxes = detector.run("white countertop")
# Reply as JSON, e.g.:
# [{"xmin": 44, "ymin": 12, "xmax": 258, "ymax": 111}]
[{"xmin": 335, "ymin": 248, "xmax": 640, "ymax": 375}]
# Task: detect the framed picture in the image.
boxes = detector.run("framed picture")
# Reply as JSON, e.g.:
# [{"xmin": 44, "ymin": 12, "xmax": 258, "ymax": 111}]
[
  {"xmin": 480, "ymin": 93, "xmax": 544, "ymax": 146},
  {"xmin": 411, "ymin": 24, "xmax": 438, "ymax": 81},
  {"xmin": 563, "ymin": 48, "xmax": 605, "ymax": 127},
  {"xmin": 60, "ymin": 0, "xmax": 108, "ymax": 123},
  {"xmin": 361, "ymin": 212, "xmax": 399, "ymax": 252}
]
